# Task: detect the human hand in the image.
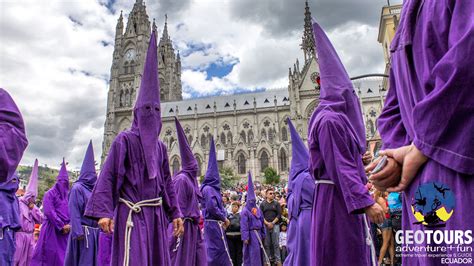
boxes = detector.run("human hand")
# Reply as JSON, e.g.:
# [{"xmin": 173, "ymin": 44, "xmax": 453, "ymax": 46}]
[
  {"xmin": 380, "ymin": 144, "xmax": 427, "ymax": 192},
  {"xmin": 98, "ymin": 218, "xmax": 114, "ymax": 234},
  {"xmin": 76, "ymin": 235, "xmax": 85, "ymax": 241},
  {"xmin": 62, "ymin": 224, "xmax": 71, "ymax": 234},
  {"xmin": 366, "ymin": 157, "xmax": 402, "ymax": 191},
  {"xmin": 362, "ymin": 151, "xmax": 373, "ymax": 166},
  {"xmin": 244, "ymin": 240, "xmax": 249, "ymax": 245},
  {"xmin": 173, "ymin": 218, "xmax": 184, "ymax": 237},
  {"xmin": 364, "ymin": 204, "xmax": 385, "ymax": 224}
]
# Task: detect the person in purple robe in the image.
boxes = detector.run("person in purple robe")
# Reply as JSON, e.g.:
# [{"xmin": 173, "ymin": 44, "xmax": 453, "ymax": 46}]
[
  {"xmin": 31, "ymin": 159, "xmax": 71, "ymax": 266},
  {"xmin": 84, "ymin": 30, "xmax": 183, "ymax": 266},
  {"xmin": 0, "ymin": 88, "xmax": 28, "ymax": 184},
  {"xmin": 65, "ymin": 141, "xmax": 100, "ymax": 265},
  {"xmin": 307, "ymin": 21, "xmax": 385, "ymax": 266},
  {"xmin": 283, "ymin": 118, "xmax": 314, "ymax": 266},
  {"xmin": 168, "ymin": 117, "xmax": 207, "ymax": 266},
  {"xmin": 97, "ymin": 232, "xmax": 112, "ymax": 266},
  {"xmin": 366, "ymin": 1, "xmax": 474, "ymax": 265},
  {"xmin": 200, "ymin": 137, "xmax": 232, "ymax": 266},
  {"xmin": 0, "ymin": 172, "xmax": 21, "ymax": 265},
  {"xmin": 14, "ymin": 159, "xmax": 44, "ymax": 266},
  {"xmin": 241, "ymin": 171, "xmax": 266, "ymax": 266}
]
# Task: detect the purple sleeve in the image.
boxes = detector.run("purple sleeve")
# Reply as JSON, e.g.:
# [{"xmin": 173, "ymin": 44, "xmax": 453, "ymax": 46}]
[
  {"xmin": 317, "ymin": 117, "xmax": 375, "ymax": 214},
  {"xmin": 412, "ymin": 1, "xmax": 474, "ymax": 175},
  {"xmin": 32, "ymin": 206, "xmax": 44, "ymax": 224},
  {"xmin": 160, "ymin": 144, "xmax": 182, "ymax": 221},
  {"xmin": 68, "ymin": 186, "xmax": 85, "ymax": 238},
  {"xmin": 377, "ymin": 69, "xmax": 411, "ymax": 150},
  {"xmin": 43, "ymin": 191, "xmax": 66, "ymax": 230},
  {"xmin": 203, "ymin": 187, "xmax": 227, "ymax": 222},
  {"xmin": 240, "ymin": 211, "xmax": 250, "ymax": 241},
  {"xmin": 85, "ymin": 136, "xmax": 126, "ymax": 219},
  {"xmin": 0, "ymin": 126, "xmax": 28, "ymax": 183}
]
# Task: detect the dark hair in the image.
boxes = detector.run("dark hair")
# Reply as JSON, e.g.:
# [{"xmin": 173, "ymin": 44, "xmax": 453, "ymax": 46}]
[
  {"xmin": 231, "ymin": 201, "xmax": 240, "ymax": 207},
  {"xmin": 266, "ymin": 187, "xmax": 274, "ymax": 193}
]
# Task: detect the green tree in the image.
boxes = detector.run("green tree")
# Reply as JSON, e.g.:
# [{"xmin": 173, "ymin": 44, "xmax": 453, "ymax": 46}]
[
  {"xmin": 219, "ymin": 167, "xmax": 241, "ymax": 190},
  {"xmin": 263, "ymin": 167, "xmax": 280, "ymax": 185}
]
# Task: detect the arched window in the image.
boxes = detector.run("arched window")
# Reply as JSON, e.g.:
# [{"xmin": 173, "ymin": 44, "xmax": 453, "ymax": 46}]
[
  {"xmin": 125, "ymin": 90, "xmax": 130, "ymax": 107},
  {"xmin": 281, "ymin": 127, "xmax": 288, "ymax": 141},
  {"xmin": 119, "ymin": 90, "xmax": 124, "ymax": 107},
  {"xmin": 172, "ymin": 158, "xmax": 180, "ymax": 175},
  {"xmin": 221, "ymin": 132, "xmax": 226, "ymax": 145},
  {"xmin": 261, "ymin": 129, "xmax": 267, "ymax": 140},
  {"xmin": 187, "ymin": 135, "xmax": 193, "ymax": 145},
  {"xmin": 124, "ymin": 62, "xmax": 129, "ymax": 74},
  {"xmin": 260, "ymin": 151, "xmax": 269, "ymax": 172},
  {"xmin": 279, "ymin": 149, "xmax": 288, "ymax": 172},
  {"xmin": 201, "ymin": 134, "xmax": 207, "ymax": 149},
  {"xmin": 227, "ymin": 132, "xmax": 233, "ymax": 145},
  {"xmin": 268, "ymin": 128, "xmax": 275, "ymax": 143},
  {"xmin": 367, "ymin": 120, "xmax": 375, "ymax": 137},
  {"xmin": 237, "ymin": 153, "xmax": 246, "ymax": 174},
  {"xmin": 248, "ymin": 129, "xmax": 254, "ymax": 144},
  {"xmin": 195, "ymin": 155, "xmax": 202, "ymax": 176},
  {"xmin": 240, "ymin": 130, "xmax": 246, "ymax": 143},
  {"xmin": 130, "ymin": 60, "xmax": 135, "ymax": 74},
  {"xmin": 169, "ymin": 136, "xmax": 175, "ymax": 149}
]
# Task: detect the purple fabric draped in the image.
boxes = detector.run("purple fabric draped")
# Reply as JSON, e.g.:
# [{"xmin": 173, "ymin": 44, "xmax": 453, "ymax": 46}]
[
  {"xmin": 14, "ymin": 159, "xmax": 44, "ymax": 266},
  {"xmin": 200, "ymin": 138, "xmax": 231, "ymax": 266},
  {"xmin": 308, "ymin": 22, "xmax": 375, "ymax": 266},
  {"xmin": 65, "ymin": 141, "xmax": 100, "ymax": 266},
  {"xmin": 241, "ymin": 172, "xmax": 265, "ymax": 266},
  {"xmin": 84, "ymin": 30, "xmax": 181, "ymax": 266},
  {"xmin": 31, "ymin": 161, "xmax": 70, "ymax": 266},
  {"xmin": 284, "ymin": 119, "xmax": 314, "ymax": 266},
  {"xmin": 0, "ymin": 88, "xmax": 28, "ymax": 183},
  {"xmin": 0, "ymin": 172, "xmax": 21, "ymax": 265},
  {"xmin": 168, "ymin": 118, "xmax": 206, "ymax": 266},
  {"xmin": 97, "ymin": 232, "xmax": 112, "ymax": 266},
  {"xmin": 377, "ymin": 1, "xmax": 474, "ymax": 264}
]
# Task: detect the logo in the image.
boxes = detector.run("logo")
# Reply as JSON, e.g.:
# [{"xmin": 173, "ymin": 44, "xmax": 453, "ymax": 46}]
[{"xmin": 411, "ymin": 182, "xmax": 455, "ymax": 228}]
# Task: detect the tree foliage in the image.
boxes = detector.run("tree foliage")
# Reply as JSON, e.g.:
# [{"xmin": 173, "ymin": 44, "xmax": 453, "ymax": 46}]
[{"xmin": 263, "ymin": 167, "xmax": 280, "ymax": 185}]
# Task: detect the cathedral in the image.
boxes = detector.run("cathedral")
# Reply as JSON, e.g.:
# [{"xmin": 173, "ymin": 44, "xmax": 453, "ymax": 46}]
[{"xmin": 102, "ymin": 0, "xmax": 386, "ymax": 180}]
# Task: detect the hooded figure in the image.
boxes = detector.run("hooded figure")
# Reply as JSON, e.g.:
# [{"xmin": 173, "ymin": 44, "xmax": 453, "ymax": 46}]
[
  {"xmin": 0, "ymin": 88, "xmax": 28, "ymax": 183},
  {"xmin": 65, "ymin": 141, "xmax": 100, "ymax": 266},
  {"xmin": 200, "ymin": 138, "xmax": 232, "ymax": 266},
  {"xmin": 376, "ymin": 1, "xmax": 474, "ymax": 264},
  {"xmin": 168, "ymin": 117, "xmax": 207, "ymax": 266},
  {"xmin": 307, "ymin": 21, "xmax": 376, "ymax": 266},
  {"xmin": 241, "ymin": 171, "xmax": 266, "ymax": 266},
  {"xmin": 14, "ymin": 159, "xmax": 44, "ymax": 266},
  {"xmin": 0, "ymin": 172, "xmax": 21, "ymax": 265},
  {"xmin": 31, "ymin": 159, "xmax": 71, "ymax": 266},
  {"xmin": 84, "ymin": 30, "xmax": 182, "ymax": 266},
  {"xmin": 283, "ymin": 119, "xmax": 314, "ymax": 266}
]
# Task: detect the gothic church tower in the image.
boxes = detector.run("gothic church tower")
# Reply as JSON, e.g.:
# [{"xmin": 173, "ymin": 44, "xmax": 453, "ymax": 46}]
[{"xmin": 102, "ymin": 0, "xmax": 182, "ymax": 162}]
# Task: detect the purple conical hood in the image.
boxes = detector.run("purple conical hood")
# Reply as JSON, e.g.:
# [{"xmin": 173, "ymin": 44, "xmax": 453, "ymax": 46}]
[
  {"xmin": 201, "ymin": 137, "xmax": 221, "ymax": 191},
  {"xmin": 288, "ymin": 119, "xmax": 309, "ymax": 183},
  {"xmin": 175, "ymin": 118, "xmax": 198, "ymax": 175},
  {"xmin": 24, "ymin": 159, "xmax": 39, "ymax": 202},
  {"xmin": 311, "ymin": 21, "xmax": 366, "ymax": 153},
  {"xmin": 57, "ymin": 158, "xmax": 69, "ymax": 182},
  {"xmin": 131, "ymin": 30, "xmax": 162, "ymax": 180},
  {"xmin": 246, "ymin": 171, "xmax": 256, "ymax": 210},
  {"xmin": 54, "ymin": 158, "xmax": 69, "ymax": 199},
  {"xmin": 77, "ymin": 140, "xmax": 97, "ymax": 190}
]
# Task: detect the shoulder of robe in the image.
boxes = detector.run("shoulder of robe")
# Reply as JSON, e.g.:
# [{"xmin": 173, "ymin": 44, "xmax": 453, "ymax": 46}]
[{"xmin": 316, "ymin": 112, "xmax": 347, "ymax": 135}]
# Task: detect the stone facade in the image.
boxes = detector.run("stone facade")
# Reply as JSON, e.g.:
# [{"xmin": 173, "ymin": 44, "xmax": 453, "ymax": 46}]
[{"xmin": 102, "ymin": 0, "xmax": 387, "ymax": 181}]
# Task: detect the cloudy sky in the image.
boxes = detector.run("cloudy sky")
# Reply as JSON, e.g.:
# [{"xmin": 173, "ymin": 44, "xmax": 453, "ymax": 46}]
[{"xmin": 0, "ymin": 0, "xmax": 402, "ymax": 171}]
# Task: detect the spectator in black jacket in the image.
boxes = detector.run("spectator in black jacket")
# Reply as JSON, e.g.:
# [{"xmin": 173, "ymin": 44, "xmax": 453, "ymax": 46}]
[
  {"xmin": 226, "ymin": 201, "xmax": 242, "ymax": 266},
  {"xmin": 260, "ymin": 187, "xmax": 282, "ymax": 266}
]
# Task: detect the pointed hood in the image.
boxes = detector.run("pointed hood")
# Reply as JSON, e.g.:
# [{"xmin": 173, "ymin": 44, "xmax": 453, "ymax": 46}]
[
  {"xmin": 0, "ymin": 88, "xmax": 28, "ymax": 182},
  {"xmin": 131, "ymin": 30, "xmax": 162, "ymax": 180},
  {"xmin": 288, "ymin": 118, "xmax": 309, "ymax": 183},
  {"xmin": 77, "ymin": 140, "xmax": 97, "ymax": 191},
  {"xmin": 201, "ymin": 137, "xmax": 221, "ymax": 191},
  {"xmin": 246, "ymin": 171, "xmax": 257, "ymax": 210},
  {"xmin": 175, "ymin": 117, "xmax": 198, "ymax": 175},
  {"xmin": 53, "ymin": 158, "xmax": 70, "ymax": 199},
  {"xmin": 23, "ymin": 159, "xmax": 39, "ymax": 202},
  {"xmin": 311, "ymin": 21, "xmax": 366, "ymax": 153}
]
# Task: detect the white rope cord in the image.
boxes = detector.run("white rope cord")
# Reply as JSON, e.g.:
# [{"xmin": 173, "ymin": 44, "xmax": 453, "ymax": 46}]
[
  {"xmin": 119, "ymin": 197, "xmax": 163, "ymax": 266},
  {"xmin": 253, "ymin": 229, "xmax": 271, "ymax": 265},
  {"xmin": 205, "ymin": 219, "xmax": 233, "ymax": 266},
  {"xmin": 314, "ymin": 179, "xmax": 335, "ymax": 185},
  {"xmin": 83, "ymin": 225, "xmax": 90, "ymax": 249}
]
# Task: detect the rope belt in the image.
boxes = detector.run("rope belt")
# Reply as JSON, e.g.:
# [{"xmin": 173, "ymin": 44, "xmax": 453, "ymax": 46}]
[
  {"xmin": 314, "ymin": 179, "xmax": 377, "ymax": 266},
  {"xmin": 83, "ymin": 225, "xmax": 91, "ymax": 249},
  {"xmin": 205, "ymin": 219, "xmax": 233, "ymax": 266},
  {"xmin": 253, "ymin": 229, "xmax": 271, "ymax": 265},
  {"xmin": 172, "ymin": 217, "xmax": 194, "ymax": 252},
  {"xmin": 119, "ymin": 197, "xmax": 163, "ymax": 266}
]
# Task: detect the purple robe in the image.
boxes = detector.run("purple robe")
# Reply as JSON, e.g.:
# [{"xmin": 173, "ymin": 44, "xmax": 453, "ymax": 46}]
[
  {"xmin": 241, "ymin": 172, "xmax": 265, "ymax": 266},
  {"xmin": 378, "ymin": 1, "xmax": 474, "ymax": 264},
  {"xmin": 0, "ymin": 88, "xmax": 28, "ymax": 183},
  {"xmin": 0, "ymin": 173, "xmax": 21, "ymax": 265},
  {"xmin": 31, "ymin": 161, "xmax": 70, "ymax": 266},
  {"xmin": 97, "ymin": 232, "xmax": 112, "ymax": 266},
  {"xmin": 308, "ymin": 22, "xmax": 376, "ymax": 266},
  {"xmin": 168, "ymin": 118, "xmax": 206, "ymax": 266}
]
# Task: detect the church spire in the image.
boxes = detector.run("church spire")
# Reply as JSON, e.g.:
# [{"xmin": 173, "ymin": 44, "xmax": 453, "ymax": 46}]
[
  {"xmin": 162, "ymin": 14, "xmax": 169, "ymax": 40},
  {"xmin": 152, "ymin": 18, "xmax": 157, "ymax": 35},
  {"xmin": 116, "ymin": 10, "xmax": 124, "ymax": 36},
  {"xmin": 301, "ymin": 0, "xmax": 316, "ymax": 63}
]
